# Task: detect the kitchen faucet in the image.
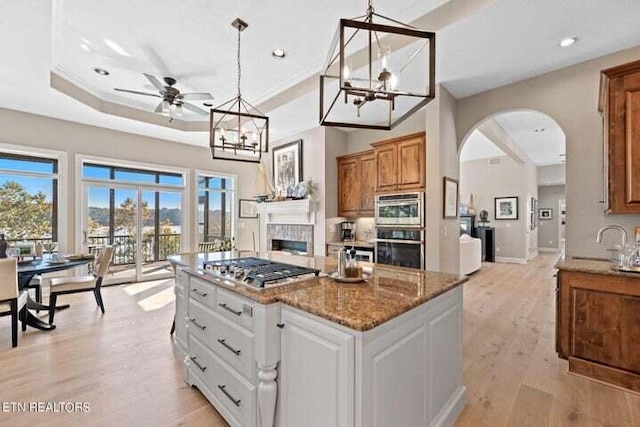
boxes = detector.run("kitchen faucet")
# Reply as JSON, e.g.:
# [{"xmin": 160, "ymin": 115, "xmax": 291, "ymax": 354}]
[{"xmin": 596, "ymin": 225, "xmax": 628, "ymax": 267}]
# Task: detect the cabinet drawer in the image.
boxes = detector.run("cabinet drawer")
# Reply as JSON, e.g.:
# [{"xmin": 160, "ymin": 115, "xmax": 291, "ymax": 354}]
[
  {"xmin": 189, "ymin": 336, "xmax": 256, "ymax": 427},
  {"xmin": 210, "ymin": 310, "xmax": 255, "ymax": 381},
  {"xmin": 188, "ymin": 300, "xmax": 256, "ymax": 381},
  {"xmin": 216, "ymin": 289, "xmax": 255, "ymax": 332},
  {"xmin": 189, "ymin": 276, "xmax": 217, "ymax": 309},
  {"xmin": 187, "ymin": 300, "xmax": 218, "ymax": 346}
]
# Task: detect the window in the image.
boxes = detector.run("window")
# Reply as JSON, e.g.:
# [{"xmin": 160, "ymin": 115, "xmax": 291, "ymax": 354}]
[
  {"xmin": 82, "ymin": 163, "xmax": 184, "ymax": 186},
  {"xmin": 198, "ymin": 174, "xmax": 234, "ymax": 243},
  {"xmin": 0, "ymin": 153, "xmax": 58, "ymax": 244}
]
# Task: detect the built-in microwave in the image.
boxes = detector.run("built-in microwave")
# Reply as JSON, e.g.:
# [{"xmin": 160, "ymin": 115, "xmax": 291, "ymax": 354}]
[{"xmin": 375, "ymin": 192, "xmax": 424, "ymax": 227}]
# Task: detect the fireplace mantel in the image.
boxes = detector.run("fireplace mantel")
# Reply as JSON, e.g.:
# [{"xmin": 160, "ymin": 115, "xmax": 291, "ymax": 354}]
[{"xmin": 256, "ymin": 199, "xmax": 315, "ymax": 224}]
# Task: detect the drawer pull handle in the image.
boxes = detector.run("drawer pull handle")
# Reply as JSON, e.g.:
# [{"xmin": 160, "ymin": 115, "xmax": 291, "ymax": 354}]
[
  {"xmin": 218, "ymin": 339, "xmax": 241, "ymax": 356},
  {"xmin": 189, "ymin": 318, "xmax": 207, "ymax": 331},
  {"xmin": 218, "ymin": 384, "xmax": 241, "ymax": 407},
  {"xmin": 190, "ymin": 356, "xmax": 207, "ymax": 372},
  {"xmin": 276, "ymin": 323, "xmax": 285, "ymax": 329},
  {"xmin": 218, "ymin": 303, "xmax": 242, "ymax": 316},
  {"xmin": 191, "ymin": 288, "xmax": 208, "ymax": 298}
]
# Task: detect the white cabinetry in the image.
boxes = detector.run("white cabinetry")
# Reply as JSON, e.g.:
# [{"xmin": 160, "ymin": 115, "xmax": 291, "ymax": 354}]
[
  {"xmin": 173, "ymin": 267, "xmax": 188, "ymax": 360},
  {"xmin": 278, "ymin": 308, "xmax": 354, "ymax": 427}
]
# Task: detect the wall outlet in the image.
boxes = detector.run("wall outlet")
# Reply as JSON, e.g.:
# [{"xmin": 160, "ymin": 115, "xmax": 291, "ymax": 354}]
[
  {"xmin": 329, "ymin": 225, "xmax": 335, "ymax": 233},
  {"xmin": 238, "ymin": 222, "xmax": 246, "ymax": 229},
  {"xmin": 496, "ymin": 247, "xmax": 501, "ymax": 252},
  {"xmin": 444, "ymin": 225, "xmax": 448, "ymax": 237},
  {"xmin": 505, "ymin": 223, "xmax": 511, "ymax": 228}
]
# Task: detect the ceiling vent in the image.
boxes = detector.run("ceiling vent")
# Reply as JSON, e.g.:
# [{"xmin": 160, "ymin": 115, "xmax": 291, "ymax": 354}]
[{"xmin": 489, "ymin": 157, "xmax": 501, "ymax": 165}]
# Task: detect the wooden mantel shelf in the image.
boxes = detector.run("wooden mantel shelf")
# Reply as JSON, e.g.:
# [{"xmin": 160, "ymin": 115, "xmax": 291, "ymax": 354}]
[{"xmin": 256, "ymin": 198, "xmax": 316, "ymax": 224}]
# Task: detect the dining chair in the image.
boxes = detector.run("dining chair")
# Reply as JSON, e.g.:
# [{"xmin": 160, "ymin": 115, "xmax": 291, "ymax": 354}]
[
  {"xmin": 48, "ymin": 246, "xmax": 114, "ymax": 324},
  {"xmin": 0, "ymin": 258, "xmax": 27, "ymax": 347},
  {"xmin": 25, "ymin": 243, "xmax": 44, "ymax": 304}
]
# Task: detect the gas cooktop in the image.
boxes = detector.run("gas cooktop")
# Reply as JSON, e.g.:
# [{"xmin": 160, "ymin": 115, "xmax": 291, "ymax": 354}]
[{"xmin": 202, "ymin": 257, "xmax": 321, "ymax": 289}]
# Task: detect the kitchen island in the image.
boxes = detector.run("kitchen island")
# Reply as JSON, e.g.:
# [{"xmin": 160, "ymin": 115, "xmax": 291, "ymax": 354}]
[
  {"xmin": 556, "ymin": 257, "xmax": 640, "ymax": 393},
  {"xmin": 169, "ymin": 252, "xmax": 468, "ymax": 427}
]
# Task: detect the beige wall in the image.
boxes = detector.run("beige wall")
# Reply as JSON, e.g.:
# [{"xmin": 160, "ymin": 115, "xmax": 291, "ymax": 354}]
[
  {"xmin": 346, "ymin": 109, "xmax": 427, "ymax": 154},
  {"xmin": 0, "ymin": 107, "xmax": 259, "ymax": 254},
  {"xmin": 456, "ymin": 45, "xmax": 640, "ymax": 259},
  {"xmin": 460, "ymin": 155, "xmax": 537, "ymax": 261},
  {"xmin": 538, "ymin": 184, "xmax": 565, "ymax": 251},
  {"xmin": 268, "ymin": 126, "xmax": 328, "ymax": 255},
  {"xmin": 538, "ymin": 164, "xmax": 566, "ymax": 186}
]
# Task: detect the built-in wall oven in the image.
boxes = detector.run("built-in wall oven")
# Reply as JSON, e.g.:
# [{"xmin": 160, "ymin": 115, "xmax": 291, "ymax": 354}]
[{"xmin": 375, "ymin": 192, "xmax": 425, "ymax": 269}]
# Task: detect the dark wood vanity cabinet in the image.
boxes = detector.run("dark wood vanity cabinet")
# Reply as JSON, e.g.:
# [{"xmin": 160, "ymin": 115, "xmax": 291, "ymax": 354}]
[
  {"xmin": 599, "ymin": 59, "xmax": 640, "ymax": 213},
  {"xmin": 557, "ymin": 270, "xmax": 640, "ymax": 392}
]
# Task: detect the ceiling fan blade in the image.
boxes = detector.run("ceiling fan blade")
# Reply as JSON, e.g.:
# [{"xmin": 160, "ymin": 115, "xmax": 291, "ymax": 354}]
[
  {"xmin": 181, "ymin": 102, "xmax": 209, "ymax": 116},
  {"xmin": 154, "ymin": 102, "xmax": 164, "ymax": 113},
  {"xmin": 143, "ymin": 73, "xmax": 166, "ymax": 93},
  {"xmin": 114, "ymin": 88, "xmax": 162, "ymax": 98},
  {"xmin": 181, "ymin": 92, "xmax": 213, "ymax": 101}
]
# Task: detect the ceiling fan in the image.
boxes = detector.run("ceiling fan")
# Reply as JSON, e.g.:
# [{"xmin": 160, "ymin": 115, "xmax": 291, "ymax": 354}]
[{"xmin": 114, "ymin": 73, "xmax": 212, "ymax": 118}]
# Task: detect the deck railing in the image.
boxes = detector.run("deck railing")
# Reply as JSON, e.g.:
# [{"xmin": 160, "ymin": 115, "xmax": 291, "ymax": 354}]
[{"xmin": 87, "ymin": 233, "xmax": 181, "ymax": 266}]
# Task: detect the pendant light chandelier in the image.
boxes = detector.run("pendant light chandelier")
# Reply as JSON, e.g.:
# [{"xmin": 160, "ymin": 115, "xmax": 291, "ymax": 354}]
[
  {"xmin": 319, "ymin": 0, "xmax": 436, "ymax": 130},
  {"xmin": 210, "ymin": 18, "xmax": 269, "ymax": 163}
]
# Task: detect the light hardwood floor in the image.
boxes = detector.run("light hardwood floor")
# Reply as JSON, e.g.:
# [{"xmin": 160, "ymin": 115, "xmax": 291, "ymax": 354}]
[{"xmin": 0, "ymin": 255, "xmax": 638, "ymax": 426}]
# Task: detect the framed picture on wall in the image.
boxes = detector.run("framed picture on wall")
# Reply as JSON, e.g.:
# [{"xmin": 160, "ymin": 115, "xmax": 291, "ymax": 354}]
[
  {"xmin": 272, "ymin": 139, "xmax": 303, "ymax": 196},
  {"xmin": 495, "ymin": 196, "xmax": 519, "ymax": 220},
  {"xmin": 538, "ymin": 208, "xmax": 553, "ymax": 220},
  {"xmin": 443, "ymin": 177, "xmax": 459, "ymax": 219},
  {"xmin": 239, "ymin": 199, "xmax": 258, "ymax": 218}
]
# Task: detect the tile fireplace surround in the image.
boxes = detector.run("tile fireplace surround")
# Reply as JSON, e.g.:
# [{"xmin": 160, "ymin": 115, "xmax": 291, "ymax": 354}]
[{"xmin": 266, "ymin": 224, "xmax": 314, "ymax": 256}]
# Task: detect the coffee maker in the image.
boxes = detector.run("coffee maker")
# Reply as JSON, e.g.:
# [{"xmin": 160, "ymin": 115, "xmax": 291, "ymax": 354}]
[{"xmin": 341, "ymin": 221, "xmax": 356, "ymax": 241}]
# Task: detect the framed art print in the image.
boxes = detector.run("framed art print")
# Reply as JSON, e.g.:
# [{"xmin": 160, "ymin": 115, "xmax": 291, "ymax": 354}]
[
  {"xmin": 443, "ymin": 177, "xmax": 459, "ymax": 219},
  {"xmin": 239, "ymin": 199, "xmax": 258, "ymax": 218},
  {"xmin": 495, "ymin": 196, "xmax": 519, "ymax": 220},
  {"xmin": 273, "ymin": 139, "xmax": 303, "ymax": 195}
]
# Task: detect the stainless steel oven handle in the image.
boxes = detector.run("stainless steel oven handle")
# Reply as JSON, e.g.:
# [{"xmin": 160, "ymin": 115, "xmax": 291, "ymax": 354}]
[
  {"xmin": 377, "ymin": 201, "xmax": 420, "ymax": 207},
  {"xmin": 375, "ymin": 239, "xmax": 424, "ymax": 244}
]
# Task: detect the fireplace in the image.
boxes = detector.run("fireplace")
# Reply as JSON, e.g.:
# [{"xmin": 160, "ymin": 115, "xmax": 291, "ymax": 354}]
[
  {"xmin": 270, "ymin": 239, "xmax": 308, "ymax": 255},
  {"xmin": 267, "ymin": 224, "xmax": 313, "ymax": 256}
]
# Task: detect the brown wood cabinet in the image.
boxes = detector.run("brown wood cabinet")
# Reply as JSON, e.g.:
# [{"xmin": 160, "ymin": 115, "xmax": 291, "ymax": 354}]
[
  {"xmin": 599, "ymin": 59, "xmax": 640, "ymax": 213},
  {"xmin": 337, "ymin": 150, "xmax": 375, "ymax": 217},
  {"xmin": 372, "ymin": 132, "xmax": 425, "ymax": 193},
  {"xmin": 557, "ymin": 270, "xmax": 640, "ymax": 392}
]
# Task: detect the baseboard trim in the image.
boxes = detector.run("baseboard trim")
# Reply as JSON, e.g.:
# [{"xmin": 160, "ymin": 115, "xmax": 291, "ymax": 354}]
[
  {"xmin": 539, "ymin": 247, "xmax": 561, "ymax": 253},
  {"xmin": 495, "ymin": 257, "xmax": 528, "ymax": 264},
  {"xmin": 528, "ymin": 250, "xmax": 539, "ymax": 260},
  {"xmin": 430, "ymin": 385, "xmax": 466, "ymax": 427}
]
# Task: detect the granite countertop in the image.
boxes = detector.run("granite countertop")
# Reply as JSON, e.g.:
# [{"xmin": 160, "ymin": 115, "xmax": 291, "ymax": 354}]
[
  {"xmin": 555, "ymin": 256, "xmax": 640, "ymax": 279},
  {"xmin": 326, "ymin": 240, "xmax": 375, "ymax": 248},
  {"xmin": 169, "ymin": 252, "xmax": 467, "ymax": 332}
]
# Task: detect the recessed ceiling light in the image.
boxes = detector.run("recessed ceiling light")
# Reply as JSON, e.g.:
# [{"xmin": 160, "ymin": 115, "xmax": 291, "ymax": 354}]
[
  {"xmin": 534, "ymin": 128, "xmax": 546, "ymax": 133},
  {"xmin": 272, "ymin": 49, "xmax": 286, "ymax": 59},
  {"xmin": 203, "ymin": 102, "xmax": 213, "ymax": 107},
  {"xmin": 104, "ymin": 38, "xmax": 130, "ymax": 57},
  {"xmin": 559, "ymin": 37, "xmax": 577, "ymax": 48},
  {"xmin": 93, "ymin": 67, "xmax": 110, "ymax": 76},
  {"xmin": 80, "ymin": 43, "xmax": 91, "ymax": 53}
]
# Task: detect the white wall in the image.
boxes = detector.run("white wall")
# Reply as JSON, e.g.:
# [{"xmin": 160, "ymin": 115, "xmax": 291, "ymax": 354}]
[
  {"xmin": 0, "ymin": 107, "xmax": 259, "ymax": 254},
  {"xmin": 455, "ymin": 45, "xmax": 640, "ymax": 259},
  {"xmin": 460, "ymin": 155, "xmax": 537, "ymax": 261}
]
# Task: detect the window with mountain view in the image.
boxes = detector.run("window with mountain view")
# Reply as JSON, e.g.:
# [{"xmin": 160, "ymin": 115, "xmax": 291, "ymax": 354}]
[
  {"xmin": 198, "ymin": 175, "xmax": 234, "ymax": 244},
  {"xmin": 0, "ymin": 153, "xmax": 58, "ymax": 244}
]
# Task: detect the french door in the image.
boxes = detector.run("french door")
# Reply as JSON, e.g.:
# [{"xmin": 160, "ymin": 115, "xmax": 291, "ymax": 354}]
[{"xmin": 82, "ymin": 182, "xmax": 183, "ymax": 284}]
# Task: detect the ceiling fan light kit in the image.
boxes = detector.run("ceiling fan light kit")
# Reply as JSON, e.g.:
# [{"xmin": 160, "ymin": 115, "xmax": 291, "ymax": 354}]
[
  {"xmin": 319, "ymin": 0, "xmax": 436, "ymax": 130},
  {"xmin": 210, "ymin": 18, "xmax": 269, "ymax": 163}
]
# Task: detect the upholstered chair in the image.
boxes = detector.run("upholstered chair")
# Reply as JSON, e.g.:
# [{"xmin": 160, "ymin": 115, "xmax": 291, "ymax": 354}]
[
  {"xmin": 48, "ymin": 246, "xmax": 114, "ymax": 324},
  {"xmin": 0, "ymin": 258, "xmax": 28, "ymax": 347}
]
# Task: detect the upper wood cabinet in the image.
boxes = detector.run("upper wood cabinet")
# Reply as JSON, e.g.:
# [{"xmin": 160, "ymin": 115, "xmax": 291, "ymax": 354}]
[
  {"xmin": 337, "ymin": 150, "xmax": 375, "ymax": 217},
  {"xmin": 372, "ymin": 132, "xmax": 425, "ymax": 193},
  {"xmin": 599, "ymin": 59, "xmax": 640, "ymax": 213}
]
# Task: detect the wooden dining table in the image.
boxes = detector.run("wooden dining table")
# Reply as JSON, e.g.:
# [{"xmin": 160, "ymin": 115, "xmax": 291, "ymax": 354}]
[{"xmin": 17, "ymin": 256, "xmax": 91, "ymax": 331}]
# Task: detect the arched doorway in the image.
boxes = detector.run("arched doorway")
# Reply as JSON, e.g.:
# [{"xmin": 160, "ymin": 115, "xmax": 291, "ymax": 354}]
[{"xmin": 457, "ymin": 109, "xmax": 566, "ymax": 267}]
